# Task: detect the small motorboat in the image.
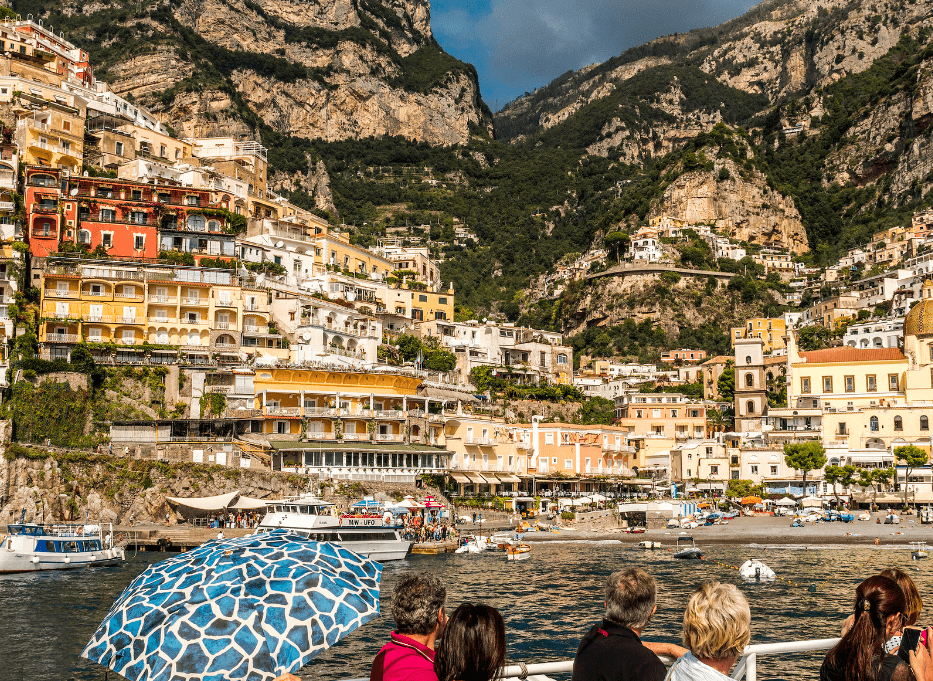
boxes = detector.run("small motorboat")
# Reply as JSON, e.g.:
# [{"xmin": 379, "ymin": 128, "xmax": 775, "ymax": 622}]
[
  {"xmin": 912, "ymin": 542, "xmax": 929, "ymax": 560},
  {"xmin": 0, "ymin": 522, "xmax": 124, "ymax": 573},
  {"xmin": 488, "ymin": 532, "xmax": 516, "ymax": 550},
  {"xmin": 858, "ymin": 512, "xmax": 871, "ymax": 521},
  {"xmin": 739, "ymin": 559, "xmax": 775, "ymax": 581},
  {"xmin": 635, "ymin": 540, "xmax": 661, "ymax": 549},
  {"xmin": 623, "ymin": 526, "xmax": 646, "ymax": 534},
  {"xmin": 506, "ymin": 544, "xmax": 531, "ymax": 561},
  {"xmin": 666, "ymin": 518, "xmax": 680, "ymax": 528},
  {"xmin": 885, "ymin": 513, "xmax": 901, "ymax": 525},
  {"xmin": 455, "ymin": 536, "xmax": 489, "ymax": 554},
  {"xmin": 673, "ymin": 536, "xmax": 703, "ymax": 560}
]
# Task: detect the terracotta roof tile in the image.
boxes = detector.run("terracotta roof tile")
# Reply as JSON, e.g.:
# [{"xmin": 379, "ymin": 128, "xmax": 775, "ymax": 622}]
[{"xmin": 798, "ymin": 347, "xmax": 905, "ymax": 364}]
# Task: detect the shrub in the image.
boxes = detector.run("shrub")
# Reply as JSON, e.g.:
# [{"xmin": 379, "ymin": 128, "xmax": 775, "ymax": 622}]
[{"xmin": 560, "ymin": 511, "xmax": 575, "ymax": 521}]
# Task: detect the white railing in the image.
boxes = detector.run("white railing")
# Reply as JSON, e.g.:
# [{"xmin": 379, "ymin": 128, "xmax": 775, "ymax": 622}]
[
  {"xmin": 0, "ymin": 201, "xmax": 14, "ymax": 211},
  {"xmin": 375, "ymin": 434, "xmax": 403, "ymax": 442},
  {"xmin": 182, "ymin": 297, "xmax": 205, "ymax": 305},
  {"xmin": 150, "ymin": 295, "xmax": 176, "ymax": 303},
  {"xmin": 45, "ymin": 289, "xmax": 76, "ymax": 298},
  {"xmin": 148, "ymin": 316, "xmax": 177, "ymax": 323},
  {"xmin": 83, "ymin": 290, "xmax": 109, "ymax": 297},
  {"xmin": 342, "ymin": 433, "xmax": 370, "ymax": 441},
  {"xmin": 116, "ymin": 316, "xmax": 140, "ymax": 324},
  {"xmin": 115, "ymin": 291, "xmax": 141, "ymax": 298},
  {"xmin": 497, "ymin": 638, "xmax": 840, "ymax": 681},
  {"xmin": 215, "ymin": 321, "xmax": 230, "ymax": 329},
  {"xmin": 375, "ymin": 410, "xmax": 405, "ymax": 418},
  {"xmin": 266, "ymin": 407, "xmax": 300, "ymax": 416},
  {"xmin": 46, "ymin": 333, "xmax": 78, "ymax": 343},
  {"xmin": 83, "ymin": 314, "xmax": 110, "ymax": 323},
  {"xmin": 305, "ymin": 407, "xmax": 338, "ymax": 416}
]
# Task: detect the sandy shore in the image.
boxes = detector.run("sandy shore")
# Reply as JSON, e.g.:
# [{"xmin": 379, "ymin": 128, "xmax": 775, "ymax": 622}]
[{"xmin": 519, "ymin": 513, "xmax": 933, "ymax": 547}]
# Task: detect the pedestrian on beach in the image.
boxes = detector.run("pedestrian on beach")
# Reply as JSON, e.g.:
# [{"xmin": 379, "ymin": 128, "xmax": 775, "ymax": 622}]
[
  {"xmin": 665, "ymin": 581, "xmax": 750, "ymax": 681},
  {"xmin": 573, "ymin": 568, "xmax": 686, "ymax": 681},
  {"xmin": 370, "ymin": 574, "xmax": 447, "ymax": 681},
  {"xmin": 434, "ymin": 603, "xmax": 506, "ymax": 681},
  {"xmin": 821, "ymin": 575, "xmax": 932, "ymax": 681},
  {"xmin": 472, "ymin": 512, "xmax": 477, "ymax": 525}
]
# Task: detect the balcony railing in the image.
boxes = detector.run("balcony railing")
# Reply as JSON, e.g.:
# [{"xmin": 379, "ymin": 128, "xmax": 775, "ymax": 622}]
[
  {"xmin": 306, "ymin": 432, "xmax": 337, "ymax": 441},
  {"xmin": 83, "ymin": 213, "xmax": 154, "ymax": 226},
  {"xmin": 147, "ymin": 316, "xmax": 177, "ymax": 323},
  {"xmin": 342, "ymin": 433, "xmax": 370, "ymax": 441},
  {"xmin": 0, "ymin": 201, "xmax": 14, "ymax": 211},
  {"xmin": 467, "ymin": 437, "xmax": 490, "ymax": 445},
  {"xmin": 33, "ymin": 203, "xmax": 58, "ymax": 213},
  {"xmin": 115, "ymin": 291, "xmax": 142, "ymax": 298},
  {"xmin": 82, "ymin": 289, "xmax": 110, "ymax": 297},
  {"xmin": 44, "ymin": 289, "xmax": 77, "ymax": 298},
  {"xmin": 266, "ymin": 407, "xmax": 300, "ymax": 417},
  {"xmin": 305, "ymin": 407, "xmax": 339, "ymax": 416},
  {"xmin": 115, "ymin": 316, "xmax": 141, "ymax": 324},
  {"xmin": 149, "ymin": 295, "xmax": 177, "ymax": 303},
  {"xmin": 214, "ymin": 341, "xmax": 238, "ymax": 349},
  {"xmin": 374, "ymin": 433, "xmax": 404, "ymax": 442},
  {"xmin": 181, "ymin": 297, "xmax": 207, "ymax": 305},
  {"xmin": 215, "ymin": 321, "xmax": 231, "ymax": 329},
  {"xmin": 374, "ymin": 410, "xmax": 405, "ymax": 419},
  {"xmin": 45, "ymin": 333, "xmax": 79, "ymax": 343},
  {"xmin": 243, "ymin": 326, "xmax": 270, "ymax": 335},
  {"xmin": 325, "ymin": 346, "xmax": 364, "ymax": 359}
]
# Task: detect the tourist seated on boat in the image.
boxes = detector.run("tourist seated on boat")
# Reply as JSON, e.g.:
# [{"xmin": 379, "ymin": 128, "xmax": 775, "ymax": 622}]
[
  {"xmin": 371, "ymin": 574, "xmax": 447, "ymax": 681},
  {"xmin": 434, "ymin": 603, "xmax": 505, "ymax": 681},
  {"xmin": 822, "ymin": 575, "xmax": 932, "ymax": 681},
  {"xmin": 842, "ymin": 569, "xmax": 924, "ymax": 653},
  {"xmin": 665, "ymin": 581, "xmax": 750, "ymax": 681},
  {"xmin": 573, "ymin": 568, "xmax": 686, "ymax": 681}
]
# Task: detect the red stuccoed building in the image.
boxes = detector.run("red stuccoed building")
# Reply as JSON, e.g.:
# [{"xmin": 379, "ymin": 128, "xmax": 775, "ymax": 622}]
[
  {"xmin": 24, "ymin": 166, "xmax": 65, "ymax": 258},
  {"xmin": 26, "ymin": 173, "xmax": 237, "ymax": 263}
]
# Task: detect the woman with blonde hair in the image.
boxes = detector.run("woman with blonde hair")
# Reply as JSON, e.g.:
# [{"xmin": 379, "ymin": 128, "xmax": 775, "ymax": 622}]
[{"xmin": 664, "ymin": 581, "xmax": 751, "ymax": 681}]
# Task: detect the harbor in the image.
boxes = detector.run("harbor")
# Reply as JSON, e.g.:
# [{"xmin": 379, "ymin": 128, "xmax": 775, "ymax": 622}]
[{"xmin": 3, "ymin": 536, "xmax": 930, "ymax": 681}]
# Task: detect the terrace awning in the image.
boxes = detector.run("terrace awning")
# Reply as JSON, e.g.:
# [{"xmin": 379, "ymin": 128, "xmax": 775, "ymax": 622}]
[
  {"xmin": 497, "ymin": 474, "xmax": 521, "ymax": 483},
  {"xmin": 465, "ymin": 473, "xmax": 487, "ymax": 484},
  {"xmin": 450, "ymin": 473, "xmax": 470, "ymax": 484}
]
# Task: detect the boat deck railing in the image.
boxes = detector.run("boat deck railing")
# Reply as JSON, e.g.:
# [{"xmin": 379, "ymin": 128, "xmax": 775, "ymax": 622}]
[
  {"xmin": 6, "ymin": 523, "xmax": 103, "ymax": 538},
  {"xmin": 492, "ymin": 638, "xmax": 841, "ymax": 681}
]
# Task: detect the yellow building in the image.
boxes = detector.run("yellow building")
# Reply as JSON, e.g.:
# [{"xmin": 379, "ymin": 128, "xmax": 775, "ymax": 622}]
[
  {"xmin": 384, "ymin": 284, "xmax": 455, "ymax": 322},
  {"xmin": 190, "ymin": 138, "xmax": 276, "ymax": 219},
  {"xmin": 38, "ymin": 260, "xmax": 284, "ymax": 363},
  {"xmin": 730, "ymin": 317, "xmax": 787, "ymax": 354},
  {"xmin": 252, "ymin": 368, "xmax": 448, "ymax": 444}
]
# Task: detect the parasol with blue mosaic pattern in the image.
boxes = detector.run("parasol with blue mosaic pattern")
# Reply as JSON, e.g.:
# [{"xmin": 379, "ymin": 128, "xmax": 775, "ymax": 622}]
[{"xmin": 82, "ymin": 530, "xmax": 382, "ymax": 681}]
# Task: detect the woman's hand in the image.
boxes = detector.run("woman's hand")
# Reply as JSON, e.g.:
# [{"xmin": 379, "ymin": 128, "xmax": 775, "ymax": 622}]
[
  {"xmin": 908, "ymin": 628, "xmax": 933, "ymax": 681},
  {"xmin": 274, "ymin": 674, "xmax": 301, "ymax": 681}
]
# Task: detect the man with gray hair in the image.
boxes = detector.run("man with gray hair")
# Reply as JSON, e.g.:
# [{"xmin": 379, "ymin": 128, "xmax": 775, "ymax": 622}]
[
  {"xmin": 573, "ymin": 568, "xmax": 685, "ymax": 681},
  {"xmin": 370, "ymin": 573, "xmax": 447, "ymax": 681}
]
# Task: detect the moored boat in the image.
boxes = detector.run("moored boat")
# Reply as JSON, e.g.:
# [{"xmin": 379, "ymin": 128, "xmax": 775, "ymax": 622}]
[
  {"xmin": 673, "ymin": 536, "xmax": 703, "ymax": 559},
  {"xmin": 635, "ymin": 540, "xmax": 661, "ymax": 549},
  {"xmin": 0, "ymin": 522, "xmax": 124, "ymax": 573},
  {"xmin": 506, "ymin": 543, "xmax": 530, "ymax": 560},
  {"xmin": 254, "ymin": 494, "xmax": 411, "ymax": 561}
]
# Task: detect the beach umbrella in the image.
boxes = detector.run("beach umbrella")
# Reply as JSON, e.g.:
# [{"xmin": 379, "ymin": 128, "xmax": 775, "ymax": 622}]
[
  {"xmin": 82, "ymin": 530, "xmax": 382, "ymax": 681},
  {"xmin": 740, "ymin": 496, "xmax": 763, "ymax": 505},
  {"xmin": 558, "ymin": 498, "xmax": 574, "ymax": 507},
  {"xmin": 590, "ymin": 494, "xmax": 607, "ymax": 502},
  {"xmin": 775, "ymin": 498, "xmax": 797, "ymax": 506}
]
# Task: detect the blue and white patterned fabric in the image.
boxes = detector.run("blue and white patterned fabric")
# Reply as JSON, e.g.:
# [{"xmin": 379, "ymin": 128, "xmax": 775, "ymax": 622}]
[{"xmin": 82, "ymin": 530, "xmax": 382, "ymax": 681}]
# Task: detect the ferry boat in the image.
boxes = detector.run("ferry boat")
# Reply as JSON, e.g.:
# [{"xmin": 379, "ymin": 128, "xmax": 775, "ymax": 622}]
[
  {"xmin": 255, "ymin": 494, "xmax": 411, "ymax": 562},
  {"xmin": 0, "ymin": 523, "xmax": 125, "ymax": 573}
]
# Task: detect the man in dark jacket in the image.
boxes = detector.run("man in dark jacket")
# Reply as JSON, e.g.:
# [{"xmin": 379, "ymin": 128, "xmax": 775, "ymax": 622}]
[{"xmin": 573, "ymin": 568, "xmax": 685, "ymax": 681}]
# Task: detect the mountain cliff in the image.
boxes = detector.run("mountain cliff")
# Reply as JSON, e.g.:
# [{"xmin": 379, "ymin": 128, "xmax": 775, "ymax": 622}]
[{"xmin": 16, "ymin": 0, "xmax": 492, "ymax": 145}]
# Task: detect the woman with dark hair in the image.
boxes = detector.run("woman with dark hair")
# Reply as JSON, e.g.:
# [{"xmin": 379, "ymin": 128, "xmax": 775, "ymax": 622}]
[
  {"xmin": 434, "ymin": 603, "xmax": 506, "ymax": 681},
  {"xmin": 822, "ymin": 575, "xmax": 932, "ymax": 681}
]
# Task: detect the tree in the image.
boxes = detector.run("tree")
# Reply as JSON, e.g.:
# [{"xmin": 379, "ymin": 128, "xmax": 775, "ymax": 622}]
[
  {"xmin": 726, "ymin": 479, "xmax": 756, "ymax": 499},
  {"xmin": 860, "ymin": 468, "xmax": 894, "ymax": 509},
  {"xmin": 795, "ymin": 326, "xmax": 832, "ymax": 351},
  {"xmin": 603, "ymin": 231, "xmax": 629, "ymax": 264},
  {"xmin": 717, "ymin": 363, "xmax": 735, "ymax": 403},
  {"xmin": 706, "ymin": 407, "xmax": 728, "ymax": 435},
  {"xmin": 894, "ymin": 445, "xmax": 928, "ymax": 507},
  {"xmin": 823, "ymin": 464, "xmax": 856, "ymax": 505},
  {"xmin": 783, "ymin": 442, "xmax": 827, "ymax": 499}
]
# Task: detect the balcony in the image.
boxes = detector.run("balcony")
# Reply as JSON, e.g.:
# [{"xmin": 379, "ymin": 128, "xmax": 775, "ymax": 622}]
[
  {"xmin": 467, "ymin": 437, "xmax": 490, "ymax": 445},
  {"xmin": 243, "ymin": 304, "xmax": 268, "ymax": 313},
  {"xmin": 214, "ymin": 299, "xmax": 236, "ymax": 308},
  {"xmin": 325, "ymin": 346, "xmax": 364, "ymax": 359},
  {"xmin": 243, "ymin": 326, "xmax": 270, "ymax": 335},
  {"xmin": 149, "ymin": 295, "xmax": 177, "ymax": 304},
  {"xmin": 45, "ymin": 333, "xmax": 79, "ymax": 343},
  {"xmin": 82, "ymin": 212, "xmax": 154, "ymax": 226},
  {"xmin": 374, "ymin": 410, "xmax": 405, "ymax": 419},
  {"xmin": 306, "ymin": 432, "xmax": 337, "ymax": 441},
  {"xmin": 115, "ymin": 316, "xmax": 142, "ymax": 324},
  {"xmin": 0, "ymin": 201, "xmax": 14, "ymax": 211},
  {"xmin": 181, "ymin": 297, "xmax": 207, "ymax": 306},
  {"xmin": 115, "ymin": 291, "xmax": 143, "ymax": 299},
  {"xmin": 305, "ymin": 407, "xmax": 339, "ymax": 416},
  {"xmin": 82, "ymin": 289, "xmax": 110, "ymax": 297},
  {"xmin": 147, "ymin": 316, "xmax": 177, "ymax": 323},
  {"xmin": 214, "ymin": 341, "xmax": 238, "ymax": 349},
  {"xmin": 180, "ymin": 318, "xmax": 208, "ymax": 326},
  {"xmin": 44, "ymin": 289, "xmax": 77, "ymax": 299},
  {"xmin": 83, "ymin": 314, "xmax": 112, "ymax": 323},
  {"xmin": 214, "ymin": 321, "xmax": 231, "ymax": 329},
  {"xmin": 374, "ymin": 433, "xmax": 404, "ymax": 442},
  {"xmin": 266, "ymin": 407, "xmax": 300, "ymax": 417},
  {"xmin": 342, "ymin": 433, "xmax": 370, "ymax": 441},
  {"xmin": 33, "ymin": 203, "xmax": 58, "ymax": 213}
]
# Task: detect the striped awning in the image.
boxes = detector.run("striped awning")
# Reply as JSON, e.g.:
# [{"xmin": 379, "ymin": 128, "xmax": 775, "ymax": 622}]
[
  {"xmin": 483, "ymin": 473, "xmax": 502, "ymax": 484},
  {"xmin": 465, "ymin": 473, "xmax": 487, "ymax": 484},
  {"xmin": 497, "ymin": 474, "xmax": 521, "ymax": 483},
  {"xmin": 449, "ymin": 473, "xmax": 470, "ymax": 484}
]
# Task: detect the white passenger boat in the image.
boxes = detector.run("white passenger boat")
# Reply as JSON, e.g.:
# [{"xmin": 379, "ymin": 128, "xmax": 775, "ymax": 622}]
[
  {"xmin": 255, "ymin": 494, "xmax": 411, "ymax": 561},
  {"xmin": 739, "ymin": 558, "xmax": 776, "ymax": 581},
  {"xmin": 0, "ymin": 522, "xmax": 124, "ymax": 573}
]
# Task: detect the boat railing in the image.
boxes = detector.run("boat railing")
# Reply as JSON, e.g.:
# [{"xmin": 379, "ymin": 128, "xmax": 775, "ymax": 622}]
[{"xmin": 492, "ymin": 638, "xmax": 841, "ymax": 681}]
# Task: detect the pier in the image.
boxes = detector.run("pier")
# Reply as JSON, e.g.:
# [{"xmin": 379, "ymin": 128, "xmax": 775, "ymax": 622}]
[{"xmin": 114, "ymin": 525, "xmax": 254, "ymax": 552}]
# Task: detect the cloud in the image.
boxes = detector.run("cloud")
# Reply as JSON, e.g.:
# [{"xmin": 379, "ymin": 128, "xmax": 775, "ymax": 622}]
[{"xmin": 432, "ymin": 0, "xmax": 759, "ymax": 107}]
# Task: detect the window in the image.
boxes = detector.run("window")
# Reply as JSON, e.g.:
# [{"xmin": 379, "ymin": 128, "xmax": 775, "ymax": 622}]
[
  {"xmin": 160, "ymin": 145, "xmax": 167, "ymax": 158},
  {"xmin": 838, "ymin": 422, "xmax": 847, "ymax": 435},
  {"xmin": 101, "ymin": 233, "xmax": 113, "ymax": 248},
  {"xmin": 770, "ymin": 465, "xmax": 778, "ymax": 475},
  {"xmin": 131, "ymin": 189, "xmax": 142, "ymax": 200},
  {"xmin": 845, "ymin": 376, "xmax": 855, "ymax": 392},
  {"xmin": 751, "ymin": 465, "xmax": 759, "ymax": 474},
  {"xmin": 134, "ymin": 235, "xmax": 144, "ymax": 250},
  {"xmin": 921, "ymin": 416, "xmax": 929, "ymax": 431},
  {"xmin": 564, "ymin": 459, "xmax": 573, "ymax": 469},
  {"xmin": 557, "ymin": 354, "xmax": 567, "ymax": 365},
  {"xmin": 801, "ymin": 378, "xmax": 811, "ymax": 394},
  {"xmin": 77, "ymin": 229, "xmax": 90, "ymax": 244},
  {"xmin": 187, "ymin": 214, "xmax": 205, "ymax": 231},
  {"xmin": 130, "ymin": 211, "xmax": 146, "ymax": 224},
  {"xmin": 745, "ymin": 373, "xmax": 754, "ymax": 387},
  {"xmin": 745, "ymin": 356, "xmax": 752, "ymax": 365},
  {"xmin": 710, "ymin": 465, "xmax": 719, "ymax": 475},
  {"xmin": 823, "ymin": 377, "xmax": 833, "ymax": 393},
  {"xmin": 888, "ymin": 374, "xmax": 899, "ymax": 391},
  {"xmin": 870, "ymin": 416, "xmax": 879, "ymax": 432},
  {"xmin": 867, "ymin": 375, "xmax": 877, "ymax": 392},
  {"xmin": 419, "ymin": 294, "xmax": 428, "ymax": 302},
  {"xmin": 894, "ymin": 416, "xmax": 903, "ymax": 431},
  {"xmin": 544, "ymin": 433, "xmax": 554, "ymax": 445},
  {"xmin": 207, "ymin": 220, "xmax": 220, "ymax": 232},
  {"xmin": 746, "ymin": 400, "xmax": 755, "ymax": 414},
  {"xmin": 186, "ymin": 195, "xmax": 200, "ymax": 206}
]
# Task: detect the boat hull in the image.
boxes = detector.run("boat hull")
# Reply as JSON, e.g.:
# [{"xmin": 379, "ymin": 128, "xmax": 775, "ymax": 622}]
[
  {"xmin": 0, "ymin": 548, "xmax": 125, "ymax": 573},
  {"xmin": 674, "ymin": 549, "xmax": 704, "ymax": 559}
]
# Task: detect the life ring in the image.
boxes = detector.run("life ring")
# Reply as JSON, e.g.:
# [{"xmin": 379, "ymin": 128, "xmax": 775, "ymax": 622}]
[
  {"xmin": 77, "ymin": 527, "xmax": 83, "ymax": 535},
  {"xmin": 118, "ymin": 533, "xmax": 124, "ymax": 542},
  {"xmin": 338, "ymin": 516, "xmax": 343, "ymax": 527}
]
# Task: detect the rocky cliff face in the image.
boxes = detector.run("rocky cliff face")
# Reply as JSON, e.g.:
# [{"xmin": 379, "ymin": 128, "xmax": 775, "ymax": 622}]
[
  {"xmin": 496, "ymin": 0, "xmax": 933, "ymax": 143},
  {"xmin": 651, "ymin": 157, "xmax": 808, "ymax": 254},
  {"xmin": 36, "ymin": 0, "xmax": 492, "ymax": 146}
]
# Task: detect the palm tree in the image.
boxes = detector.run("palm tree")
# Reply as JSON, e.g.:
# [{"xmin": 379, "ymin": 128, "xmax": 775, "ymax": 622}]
[{"xmin": 706, "ymin": 407, "xmax": 728, "ymax": 437}]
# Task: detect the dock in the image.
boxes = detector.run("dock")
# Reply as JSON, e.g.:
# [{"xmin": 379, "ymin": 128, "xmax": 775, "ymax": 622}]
[
  {"xmin": 115, "ymin": 525, "xmax": 254, "ymax": 552},
  {"xmin": 410, "ymin": 541, "xmax": 458, "ymax": 554}
]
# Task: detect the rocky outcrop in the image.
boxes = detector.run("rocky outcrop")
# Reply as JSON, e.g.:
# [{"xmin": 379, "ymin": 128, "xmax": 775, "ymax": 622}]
[{"xmin": 650, "ymin": 157, "xmax": 808, "ymax": 254}]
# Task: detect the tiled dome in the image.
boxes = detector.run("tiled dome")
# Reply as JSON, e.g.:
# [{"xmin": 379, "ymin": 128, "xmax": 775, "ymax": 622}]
[{"xmin": 905, "ymin": 280, "xmax": 933, "ymax": 336}]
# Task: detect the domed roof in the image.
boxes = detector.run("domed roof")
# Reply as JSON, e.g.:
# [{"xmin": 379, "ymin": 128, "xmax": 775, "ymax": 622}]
[{"xmin": 905, "ymin": 280, "xmax": 933, "ymax": 336}]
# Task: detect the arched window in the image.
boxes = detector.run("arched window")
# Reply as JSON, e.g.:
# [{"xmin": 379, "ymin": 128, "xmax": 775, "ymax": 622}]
[
  {"xmin": 77, "ymin": 230, "xmax": 90, "ymax": 244},
  {"xmin": 921, "ymin": 415, "xmax": 929, "ymax": 431},
  {"xmin": 894, "ymin": 416, "xmax": 903, "ymax": 431},
  {"xmin": 746, "ymin": 400, "xmax": 755, "ymax": 414},
  {"xmin": 870, "ymin": 416, "xmax": 879, "ymax": 432},
  {"xmin": 745, "ymin": 356, "xmax": 752, "ymax": 365},
  {"xmin": 745, "ymin": 373, "xmax": 754, "ymax": 387},
  {"xmin": 187, "ymin": 214, "xmax": 205, "ymax": 231},
  {"xmin": 207, "ymin": 220, "xmax": 220, "ymax": 232}
]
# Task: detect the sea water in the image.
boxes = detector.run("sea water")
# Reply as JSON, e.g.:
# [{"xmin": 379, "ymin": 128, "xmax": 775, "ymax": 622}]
[{"xmin": 1, "ymin": 542, "xmax": 929, "ymax": 680}]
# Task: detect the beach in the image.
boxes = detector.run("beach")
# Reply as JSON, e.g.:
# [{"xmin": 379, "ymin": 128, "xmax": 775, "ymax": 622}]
[{"xmin": 517, "ymin": 513, "xmax": 932, "ymax": 546}]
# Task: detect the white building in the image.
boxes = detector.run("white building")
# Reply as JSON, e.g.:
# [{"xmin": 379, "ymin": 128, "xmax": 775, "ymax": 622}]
[
  {"xmin": 842, "ymin": 318, "xmax": 904, "ymax": 349},
  {"xmin": 630, "ymin": 235, "xmax": 662, "ymax": 263}
]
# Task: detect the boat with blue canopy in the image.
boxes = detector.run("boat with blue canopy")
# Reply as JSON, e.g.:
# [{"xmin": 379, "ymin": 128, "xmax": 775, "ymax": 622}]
[{"xmin": 0, "ymin": 522, "xmax": 125, "ymax": 573}]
